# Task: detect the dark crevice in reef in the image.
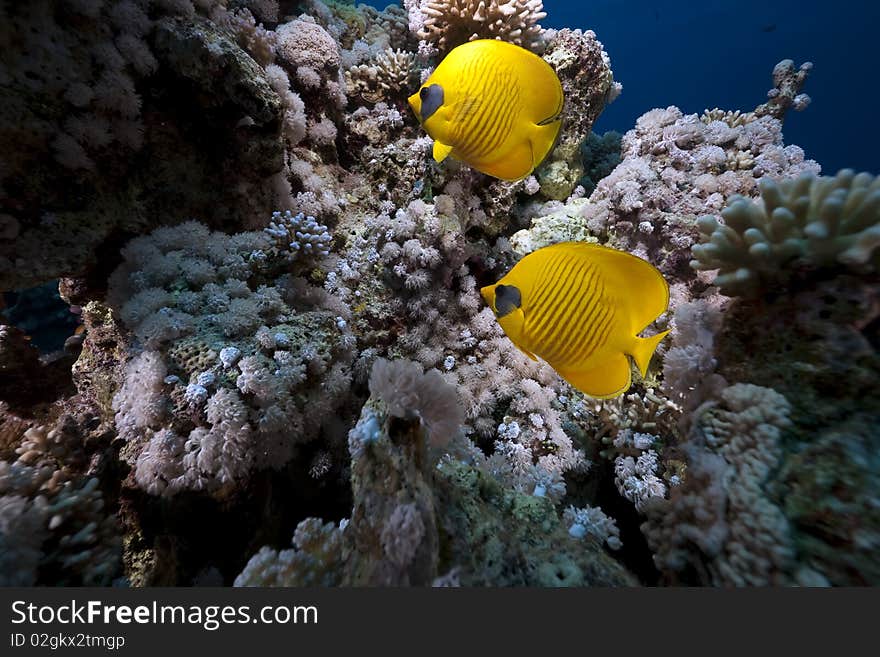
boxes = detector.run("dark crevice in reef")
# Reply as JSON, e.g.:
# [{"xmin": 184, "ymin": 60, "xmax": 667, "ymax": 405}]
[
  {"xmin": 593, "ymin": 462, "xmax": 661, "ymax": 586},
  {"xmin": 122, "ymin": 449, "xmax": 353, "ymax": 586},
  {"xmin": 0, "ymin": 283, "xmax": 79, "ymax": 410},
  {"xmin": 863, "ymin": 313, "xmax": 880, "ymax": 351},
  {"xmin": 2, "ymin": 281, "xmax": 81, "ymax": 354}
]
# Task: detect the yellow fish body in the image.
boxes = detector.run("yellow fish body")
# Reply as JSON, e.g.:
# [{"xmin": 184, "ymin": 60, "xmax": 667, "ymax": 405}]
[
  {"xmin": 408, "ymin": 39, "xmax": 564, "ymax": 181},
  {"xmin": 480, "ymin": 242, "xmax": 670, "ymax": 399}
]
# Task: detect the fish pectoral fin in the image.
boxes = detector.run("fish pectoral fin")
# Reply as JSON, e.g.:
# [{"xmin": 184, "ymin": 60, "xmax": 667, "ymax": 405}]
[
  {"xmin": 528, "ymin": 119, "xmax": 562, "ymax": 170},
  {"xmin": 555, "ymin": 355, "xmax": 632, "ymax": 399},
  {"xmin": 536, "ymin": 111, "xmax": 562, "ymax": 127},
  {"xmin": 432, "ymin": 140, "xmax": 454, "ymax": 162}
]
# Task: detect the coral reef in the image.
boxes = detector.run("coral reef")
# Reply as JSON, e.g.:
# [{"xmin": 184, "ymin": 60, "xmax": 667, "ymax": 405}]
[
  {"xmin": 106, "ymin": 221, "xmax": 356, "ymax": 498},
  {"xmin": 512, "ymin": 60, "xmax": 821, "ymax": 285},
  {"xmin": 0, "ymin": 0, "xmax": 296, "ymax": 290},
  {"xmin": 345, "ymin": 48, "xmax": 416, "ymax": 104},
  {"xmin": 691, "ymin": 169, "xmax": 880, "ymax": 296},
  {"xmin": 238, "ymin": 374, "xmax": 634, "ymax": 586},
  {"xmin": 1, "ymin": 1, "xmax": 877, "ymax": 588},
  {"xmin": 533, "ymin": 29, "xmax": 620, "ymax": 200},
  {"xmin": 0, "ymin": 411, "xmax": 121, "ymax": 586},
  {"xmin": 642, "ymin": 384, "xmax": 795, "ymax": 586}
]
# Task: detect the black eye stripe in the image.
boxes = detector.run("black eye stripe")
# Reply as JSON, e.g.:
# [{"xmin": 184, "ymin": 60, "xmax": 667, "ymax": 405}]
[
  {"xmin": 494, "ymin": 284, "xmax": 522, "ymax": 318},
  {"xmin": 419, "ymin": 84, "xmax": 444, "ymax": 121}
]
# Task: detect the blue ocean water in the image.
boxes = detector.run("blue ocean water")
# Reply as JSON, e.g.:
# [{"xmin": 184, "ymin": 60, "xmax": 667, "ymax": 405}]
[{"xmin": 371, "ymin": 0, "xmax": 879, "ymax": 174}]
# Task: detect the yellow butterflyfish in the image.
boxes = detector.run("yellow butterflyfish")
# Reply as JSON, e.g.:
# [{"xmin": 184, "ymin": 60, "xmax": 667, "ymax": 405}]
[
  {"xmin": 408, "ymin": 39, "xmax": 564, "ymax": 181},
  {"xmin": 480, "ymin": 242, "xmax": 670, "ymax": 399}
]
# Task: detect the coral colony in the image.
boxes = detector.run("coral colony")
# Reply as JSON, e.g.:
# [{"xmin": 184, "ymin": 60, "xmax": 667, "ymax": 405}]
[{"xmin": 0, "ymin": 0, "xmax": 877, "ymax": 587}]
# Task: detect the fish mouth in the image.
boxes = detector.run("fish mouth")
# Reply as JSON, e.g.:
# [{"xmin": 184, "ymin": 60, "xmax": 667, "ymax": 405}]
[
  {"xmin": 479, "ymin": 284, "xmax": 494, "ymax": 308},
  {"xmin": 407, "ymin": 93, "xmax": 419, "ymax": 118}
]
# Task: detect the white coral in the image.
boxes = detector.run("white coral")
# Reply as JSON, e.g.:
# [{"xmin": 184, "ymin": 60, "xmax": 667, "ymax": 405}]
[
  {"xmin": 112, "ymin": 351, "xmax": 167, "ymax": 442},
  {"xmin": 614, "ymin": 450, "xmax": 667, "ymax": 511},
  {"xmin": 415, "ymin": 0, "xmax": 547, "ymax": 52},
  {"xmin": 692, "ymin": 169, "xmax": 880, "ymax": 296},
  {"xmin": 564, "ymin": 505, "xmax": 622, "ymax": 550}
]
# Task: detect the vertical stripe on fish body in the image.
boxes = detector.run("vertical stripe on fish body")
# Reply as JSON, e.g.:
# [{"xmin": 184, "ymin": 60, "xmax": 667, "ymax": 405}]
[
  {"xmin": 408, "ymin": 40, "xmax": 564, "ymax": 181},
  {"xmin": 480, "ymin": 242, "xmax": 671, "ymax": 399}
]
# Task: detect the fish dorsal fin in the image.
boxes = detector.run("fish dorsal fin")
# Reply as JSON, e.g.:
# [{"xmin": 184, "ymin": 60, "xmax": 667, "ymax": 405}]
[
  {"xmin": 554, "ymin": 242, "xmax": 669, "ymax": 334},
  {"xmin": 433, "ymin": 140, "xmax": 454, "ymax": 162}
]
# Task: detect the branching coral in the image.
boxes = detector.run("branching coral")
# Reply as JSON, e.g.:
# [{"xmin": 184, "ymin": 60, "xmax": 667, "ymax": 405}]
[
  {"xmin": 345, "ymin": 48, "xmax": 416, "ymax": 104},
  {"xmin": 563, "ymin": 505, "xmax": 622, "ymax": 550},
  {"xmin": 753, "ymin": 59, "xmax": 812, "ymax": 122},
  {"xmin": 691, "ymin": 169, "xmax": 880, "ymax": 296},
  {"xmin": 589, "ymin": 390, "xmax": 681, "ymax": 449},
  {"xmin": 410, "ymin": 0, "xmax": 547, "ymax": 53},
  {"xmin": 15, "ymin": 423, "xmax": 89, "ymax": 494},
  {"xmin": 700, "ymin": 108, "xmax": 757, "ymax": 128},
  {"xmin": 701, "ymin": 59, "xmax": 812, "ymax": 128},
  {"xmin": 1, "ymin": 430, "xmax": 121, "ymax": 586},
  {"xmin": 264, "ymin": 210, "xmax": 333, "ymax": 259},
  {"xmin": 235, "ymin": 518, "xmax": 348, "ymax": 586}
]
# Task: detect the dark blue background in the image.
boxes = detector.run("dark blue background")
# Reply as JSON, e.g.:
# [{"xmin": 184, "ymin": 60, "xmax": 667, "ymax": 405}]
[{"xmin": 363, "ymin": 1, "xmax": 878, "ymax": 174}]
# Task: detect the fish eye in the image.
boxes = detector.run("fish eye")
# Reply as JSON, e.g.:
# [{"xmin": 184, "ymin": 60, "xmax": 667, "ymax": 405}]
[
  {"xmin": 494, "ymin": 284, "xmax": 522, "ymax": 318},
  {"xmin": 419, "ymin": 84, "xmax": 444, "ymax": 121}
]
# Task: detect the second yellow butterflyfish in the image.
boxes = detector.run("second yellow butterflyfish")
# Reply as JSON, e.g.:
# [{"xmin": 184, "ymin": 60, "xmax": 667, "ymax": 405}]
[
  {"xmin": 480, "ymin": 242, "xmax": 670, "ymax": 399},
  {"xmin": 408, "ymin": 39, "xmax": 564, "ymax": 181}
]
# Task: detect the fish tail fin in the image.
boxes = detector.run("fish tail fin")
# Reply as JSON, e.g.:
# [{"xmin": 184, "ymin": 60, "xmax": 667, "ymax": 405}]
[{"xmin": 631, "ymin": 330, "xmax": 670, "ymax": 377}]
